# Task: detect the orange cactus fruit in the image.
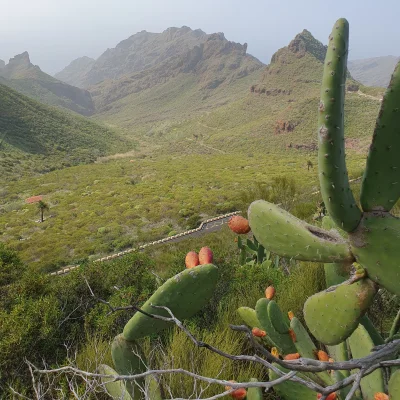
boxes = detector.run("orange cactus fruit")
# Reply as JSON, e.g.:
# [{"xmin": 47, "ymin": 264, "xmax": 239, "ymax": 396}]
[
  {"xmin": 271, "ymin": 347, "xmax": 280, "ymax": 358},
  {"xmin": 265, "ymin": 285, "xmax": 276, "ymax": 300},
  {"xmin": 316, "ymin": 350, "xmax": 330, "ymax": 362},
  {"xmin": 288, "ymin": 311, "xmax": 295, "ymax": 320},
  {"xmin": 288, "ymin": 328, "xmax": 297, "ymax": 343},
  {"xmin": 198, "ymin": 246, "xmax": 213, "ymax": 265},
  {"xmin": 224, "ymin": 381, "xmax": 247, "ymax": 400},
  {"xmin": 284, "ymin": 353, "xmax": 300, "ymax": 360},
  {"xmin": 374, "ymin": 393, "xmax": 389, "ymax": 400},
  {"xmin": 228, "ymin": 215, "xmax": 251, "ymax": 234},
  {"xmin": 317, "ymin": 393, "xmax": 337, "ymax": 400},
  {"xmin": 252, "ymin": 327, "xmax": 267, "ymax": 337},
  {"xmin": 185, "ymin": 251, "xmax": 200, "ymax": 269}
]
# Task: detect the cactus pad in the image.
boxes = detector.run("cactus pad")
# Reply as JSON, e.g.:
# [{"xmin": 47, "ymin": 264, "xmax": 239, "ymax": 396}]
[
  {"xmin": 389, "ymin": 370, "xmax": 400, "ymax": 400},
  {"xmin": 256, "ymin": 298, "xmax": 296, "ymax": 354},
  {"xmin": 98, "ymin": 364, "xmax": 133, "ymax": 400},
  {"xmin": 348, "ymin": 324, "xmax": 385, "ymax": 399},
  {"xmin": 248, "ymin": 200, "xmax": 353, "ymax": 262},
  {"xmin": 269, "ymin": 364, "xmax": 316, "ymax": 400},
  {"xmin": 123, "ymin": 264, "xmax": 219, "ymax": 341},
  {"xmin": 350, "ymin": 213, "xmax": 400, "ymax": 296},
  {"xmin": 303, "ymin": 278, "xmax": 377, "ymax": 345},
  {"xmin": 246, "ymin": 378, "xmax": 263, "ymax": 400},
  {"xmin": 237, "ymin": 307, "xmax": 261, "ymax": 329},
  {"xmin": 268, "ymin": 300, "xmax": 290, "ymax": 334},
  {"xmin": 361, "ymin": 61, "xmax": 400, "ymax": 212},
  {"xmin": 111, "ymin": 335, "xmax": 146, "ymax": 399}
]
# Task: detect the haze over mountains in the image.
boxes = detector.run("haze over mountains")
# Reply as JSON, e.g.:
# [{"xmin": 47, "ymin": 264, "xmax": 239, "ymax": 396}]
[
  {"xmin": 0, "ymin": 52, "xmax": 94, "ymax": 115},
  {"xmin": 348, "ymin": 56, "xmax": 399, "ymax": 87}
]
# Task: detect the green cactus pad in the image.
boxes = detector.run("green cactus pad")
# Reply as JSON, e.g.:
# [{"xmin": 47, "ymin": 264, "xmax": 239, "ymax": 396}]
[
  {"xmin": 290, "ymin": 317, "xmax": 332, "ymax": 386},
  {"xmin": 359, "ymin": 315, "xmax": 384, "ymax": 346},
  {"xmin": 269, "ymin": 364, "xmax": 316, "ymax": 400},
  {"xmin": 350, "ymin": 213, "xmax": 400, "ymax": 296},
  {"xmin": 317, "ymin": 18, "xmax": 362, "ymax": 232},
  {"xmin": 389, "ymin": 370, "xmax": 400, "ymax": 400},
  {"xmin": 289, "ymin": 317, "xmax": 316, "ymax": 359},
  {"xmin": 248, "ymin": 200, "xmax": 353, "ymax": 262},
  {"xmin": 268, "ymin": 300, "xmax": 290, "ymax": 334},
  {"xmin": 98, "ymin": 364, "xmax": 133, "ymax": 400},
  {"xmin": 237, "ymin": 307, "xmax": 261, "ymax": 329},
  {"xmin": 146, "ymin": 374, "xmax": 163, "ymax": 400},
  {"xmin": 111, "ymin": 335, "xmax": 146, "ymax": 399},
  {"xmin": 256, "ymin": 298, "xmax": 296, "ymax": 354},
  {"xmin": 247, "ymin": 378, "xmax": 262, "ymax": 400},
  {"xmin": 123, "ymin": 264, "xmax": 219, "ymax": 341},
  {"xmin": 348, "ymin": 324, "xmax": 385, "ymax": 399},
  {"xmin": 237, "ymin": 306, "xmax": 277, "ymax": 347},
  {"xmin": 361, "ymin": 61, "xmax": 400, "ymax": 212},
  {"xmin": 303, "ymin": 278, "xmax": 377, "ymax": 345}
]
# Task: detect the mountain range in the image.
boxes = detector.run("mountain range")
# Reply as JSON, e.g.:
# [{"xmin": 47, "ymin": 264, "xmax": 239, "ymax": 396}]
[
  {"xmin": 348, "ymin": 55, "xmax": 399, "ymax": 87},
  {"xmin": 0, "ymin": 25, "xmax": 388, "ymax": 182},
  {"xmin": 0, "ymin": 52, "xmax": 94, "ymax": 115}
]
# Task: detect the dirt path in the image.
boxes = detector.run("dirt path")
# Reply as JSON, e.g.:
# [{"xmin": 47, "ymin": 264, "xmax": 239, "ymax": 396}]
[{"xmin": 50, "ymin": 212, "xmax": 238, "ymax": 276}]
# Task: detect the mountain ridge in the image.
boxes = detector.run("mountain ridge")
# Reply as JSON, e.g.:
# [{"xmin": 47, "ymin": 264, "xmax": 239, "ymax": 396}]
[
  {"xmin": 348, "ymin": 55, "xmax": 399, "ymax": 87},
  {"xmin": 0, "ymin": 52, "xmax": 95, "ymax": 115}
]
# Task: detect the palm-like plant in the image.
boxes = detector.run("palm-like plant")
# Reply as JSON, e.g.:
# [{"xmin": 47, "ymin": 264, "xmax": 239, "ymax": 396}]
[{"xmin": 37, "ymin": 200, "xmax": 49, "ymax": 223}]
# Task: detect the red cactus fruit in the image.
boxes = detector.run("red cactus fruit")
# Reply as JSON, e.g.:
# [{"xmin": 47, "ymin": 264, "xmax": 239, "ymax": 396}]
[
  {"xmin": 315, "ymin": 350, "xmax": 330, "ymax": 362},
  {"xmin": 224, "ymin": 381, "xmax": 247, "ymax": 400},
  {"xmin": 265, "ymin": 285, "xmax": 275, "ymax": 300},
  {"xmin": 252, "ymin": 327, "xmax": 266, "ymax": 337},
  {"xmin": 374, "ymin": 393, "xmax": 389, "ymax": 400},
  {"xmin": 199, "ymin": 246, "xmax": 213, "ymax": 264},
  {"xmin": 288, "ymin": 328, "xmax": 297, "ymax": 343},
  {"xmin": 185, "ymin": 251, "xmax": 199, "ymax": 269},
  {"xmin": 317, "ymin": 393, "xmax": 337, "ymax": 400},
  {"xmin": 288, "ymin": 311, "xmax": 295, "ymax": 320},
  {"xmin": 284, "ymin": 353, "xmax": 300, "ymax": 360},
  {"xmin": 228, "ymin": 215, "xmax": 251, "ymax": 234}
]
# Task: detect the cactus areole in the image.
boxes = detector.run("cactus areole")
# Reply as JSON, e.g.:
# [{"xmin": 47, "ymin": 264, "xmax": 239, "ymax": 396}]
[{"xmin": 248, "ymin": 18, "xmax": 400, "ymax": 297}]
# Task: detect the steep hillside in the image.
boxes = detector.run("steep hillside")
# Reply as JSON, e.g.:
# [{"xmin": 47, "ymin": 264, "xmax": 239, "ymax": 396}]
[
  {"xmin": 54, "ymin": 56, "xmax": 95, "ymax": 88},
  {"xmin": 0, "ymin": 83, "xmax": 131, "ymax": 181},
  {"xmin": 0, "ymin": 52, "xmax": 94, "ymax": 115},
  {"xmin": 91, "ymin": 32, "xmax": 263, "ymax": 127},
  {"xmin": 348, "ymin": 56, "xmax": 399, "ymax": 87}
]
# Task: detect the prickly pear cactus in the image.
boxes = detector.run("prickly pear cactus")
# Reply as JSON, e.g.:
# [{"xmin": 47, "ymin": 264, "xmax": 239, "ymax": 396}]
[
  {"xmin": 103, "ymin": 264, "xmax": 219, "ymax": 399},
  {"xmin": 248, "ymin": 17, "xmax": 400, "ymax": 346}
]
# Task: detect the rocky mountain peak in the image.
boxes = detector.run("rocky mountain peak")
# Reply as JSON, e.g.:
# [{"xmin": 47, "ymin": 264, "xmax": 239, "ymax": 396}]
[{"xmin": 270, "ymin": 29, "xmax": 327, "ymax": 65}]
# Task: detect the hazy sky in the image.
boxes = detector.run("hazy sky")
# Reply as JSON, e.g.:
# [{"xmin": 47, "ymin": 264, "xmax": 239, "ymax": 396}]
[{"xmin": 1, "ymin": 0, "xmax": 399, "ymax": 75}]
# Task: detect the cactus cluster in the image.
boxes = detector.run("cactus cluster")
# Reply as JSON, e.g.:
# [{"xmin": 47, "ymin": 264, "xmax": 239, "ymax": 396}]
[
  {"xmin": 248, "ymin": 17, "xmax": 400, "ymax": 346},
  {"xmin": 99, "ymin": 264, "xmax": 220, "ymax": 399},
  {"xmin": 237, "ymin": 280, "xmax": 399, "ymax": 400}
]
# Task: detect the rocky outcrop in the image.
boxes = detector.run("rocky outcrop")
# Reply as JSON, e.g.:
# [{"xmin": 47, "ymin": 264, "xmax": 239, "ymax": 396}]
[{"xmin": 0, "ymin": 59, "xmax": 5, "ymax": 69}]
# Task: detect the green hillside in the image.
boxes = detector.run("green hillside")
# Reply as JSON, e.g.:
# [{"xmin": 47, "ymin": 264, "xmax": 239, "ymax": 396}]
[{"xmin": 0, "ymin": 83, "xmax": 132, "ymax": 181}]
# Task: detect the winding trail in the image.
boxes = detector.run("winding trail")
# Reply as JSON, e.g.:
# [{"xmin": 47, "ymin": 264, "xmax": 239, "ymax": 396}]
[{"xmin": 50, "ymin": 211, "xmax": 239, "ymax": 276}]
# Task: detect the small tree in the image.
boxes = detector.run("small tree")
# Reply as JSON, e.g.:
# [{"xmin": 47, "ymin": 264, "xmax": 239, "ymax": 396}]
[{"xmin": 37, "ymin": 200, "xmax": 49, "ymax": 223}]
